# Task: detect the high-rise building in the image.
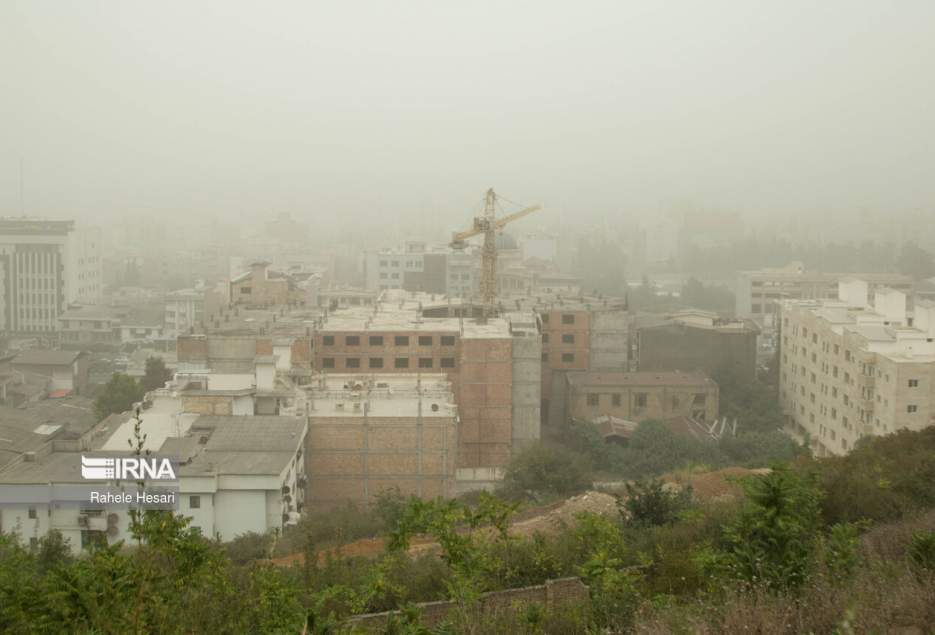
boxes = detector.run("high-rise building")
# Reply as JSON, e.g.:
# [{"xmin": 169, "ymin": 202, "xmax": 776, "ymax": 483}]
[{"xmin": 0, "ymin": 219, "xmax": 103, "ymax": 334}]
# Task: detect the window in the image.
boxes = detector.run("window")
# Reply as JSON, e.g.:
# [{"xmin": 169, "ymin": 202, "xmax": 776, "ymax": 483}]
[
  {"xmin": 240, "ymin": 286, "xmax": 252, "ymax": 294},
  {"xmin": 441, "ymin": 335, "xmax": 455, "ymax": 346},
  {"xmin": 189, "ymin": 496, "xmax": 201, "ymax": 509},
  {"xmin": 322, "ymin": 357, "xmax": 335, "ymax": 368},
  {"xmin": 562, "ymin": 353, "xmax": 574, "ymax": 363},
  {"xmin": 28, "ymin": 507, "xmax": 37, "ymax": 519},
  {"xmin": 635, "ymin": 393, "xmax": 648, "ymax": 408},
  {"xmin": 369, "ymin": 335, "xmax": 384, "ymax": 346},
  {"xmin": 395, "ymin": 335, "xmax": 410, "ymax": 346},
  {"xmin": 542, "ymin": 333, "xmax": 549, "ymax": 343},
  {"xmin": 562, "ymin": 334, "xmax": 574, "ymax": 344},
  {"xmin": 395, "ymin": 357, "xmax": 409, "ymax": 369},
  {"xmin": 346, "ymin": 358, "xmax": 360, "ymax": 369},
  {"xmin": 345, "ymin": 335, "xmax": 360, "ymax": 346},
  {"xmin": 562, "ymin": 314, "xmax": 575, "ymax": 324},
  {"xmin": 322, "ymin": 335, "xmax": 335, "ymax": 346},
  {"xmin": 418, "ymin": 335, "xmax": 433, "ymax": 346},
  {"xmin": 693, "ymin": 393, "xmax": 707, "ymax": 406},
  {"xmin": 541, "ymin": 352, "xmax": 548, "ymax": 362},
  {"xmin": 612, "ymin": 393, "xmax": 622, "ymax": 407},
  {"xmin": 419, "ymin": 358, "xmax": 433, "ymax": 369},
  {"xmin": 909, "ymin": 379, "xmax": 919, "ymax": 387},
  {"xmin": 908, "ymin": 405, "xmax": 918, "ymax": 413},
  {"xmin": 440, "ymin": 357, "xmax": 455, "ymax": 368},
  {"xmin": 541, "ymin": 314, "xmax": 549, "ymax": 323},
  {"xmin": 587, "ymin": 393, "xmax": 599, "ymax": 406},
  {"xmin": 369, "ymin": 358, "xmax": 384, "ymax": 369}
]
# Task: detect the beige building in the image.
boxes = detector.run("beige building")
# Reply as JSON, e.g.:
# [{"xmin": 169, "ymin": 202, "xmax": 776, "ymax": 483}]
[
  {"xmin": 304, "ymin": 374, "xmax": 458, "ymax": 510},
  {"xmin": 229, "ymin": 261, "xmax": 300, "ymax": 308},
  {"xmin": 565, "ymin": 370, "xmax": 718, "ymax": 424},
  {"xmin": 780, "ymin": 279, "xmax": 935, "ymax": 457},
  {"xmin": 736, "ymin": 262, "xmax": 913, "ymax": 335}
]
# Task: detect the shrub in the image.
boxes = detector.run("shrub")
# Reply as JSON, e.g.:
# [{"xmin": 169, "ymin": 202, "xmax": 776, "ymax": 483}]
[
  {"xmin": 908, "ymin": 530, "xmax": 935, "ymax": 573},
  {"xmin": 622, "ymin": 479, "xmax": 693, "ymax": 528},
  {"xmin": 721, "ymin": 467, "xmax": 822, "ymax": 591},
  {"xmin": 500, "ymin": 444, "xmax": 592, "ymax": 499}
]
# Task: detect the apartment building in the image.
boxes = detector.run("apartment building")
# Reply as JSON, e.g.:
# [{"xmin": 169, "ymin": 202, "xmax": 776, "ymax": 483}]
[
  {"xmin": 164, "ymin": 288, "xmax": 204, "ymax": 337},
  {"xmin": 565, "ymin": 370, "xmax": 719, "ymax": 424},
  {"xmin": 779, "ymin": 279, "xmax": 935, "ymax": 457},
  {"xmin": 736, "ymin": 261, "xmax": 913, "ymax": 335},
  {"xmin": 0, "ymin": 219, "xmax": 103, "ymax": 334},
  {"xmin": 304, "ymin": 374, "xmax": 458, "ymax": 509},
  {"xmin": 313, "ymin": 290, "xmax": 540, "ymax": 482},
  {"xmin": 363, "ymin": 241, "xmax": 479, "ymax": 297}
]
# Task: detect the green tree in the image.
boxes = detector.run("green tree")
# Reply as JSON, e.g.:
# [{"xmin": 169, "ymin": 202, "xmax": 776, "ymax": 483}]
[
  {"xmin": 897, "ymin": 241, "xmax": 935, "ymax": 280},
  {"xmin": 722, "ymin": 467, "xmax": 822, "ymax": 591},
  {"xmin": 622, "ymin": 479, "xmax": 693, "ymax": 527},
  {"xmin": 140, "ymin": 356, "xmax": 172, "ymax": 392},
  {"xmin": 93, "ymin": 373, "xmax": 144, "ymax": 421},
  {"xmin": 500, "ymin": 444, "xmax": 592, "ymax": 499}
]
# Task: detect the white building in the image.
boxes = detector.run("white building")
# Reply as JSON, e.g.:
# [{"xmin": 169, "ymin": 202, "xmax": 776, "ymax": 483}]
[
  {"xmin": 0, "ymin": 413, "xmax": 306, "ymax": 552},
  {"xmin": 0, "ymin": 219, "xmax": 103, "ymax": 333},
  {"xmin": 164, "ymin": 288, "xmax": 205, "ymax": 337},
  {"xmin": 363, "ymin": 241, "xmax": 479, "ymax": 297},
  {"xmin": 780, "ymin": 279, "xmax": 935, "ymax": 457}
]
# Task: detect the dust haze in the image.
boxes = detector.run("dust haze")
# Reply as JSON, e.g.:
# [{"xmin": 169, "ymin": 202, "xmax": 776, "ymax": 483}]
[{"xmin": 3, "ymin": 1, "xmax": 935, "ymax": 241}]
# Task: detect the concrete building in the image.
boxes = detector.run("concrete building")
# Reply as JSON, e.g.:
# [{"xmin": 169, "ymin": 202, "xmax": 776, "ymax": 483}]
[
  {"xmin": 0, "ymin": 413, "xmax": 306, "ymax": 552},
  {"xmin": 0, "ymin": 219, "xmax": 103, "ymax": 334},
  {"xmin": 0, "ymin": 396, "xmax": 98, "ymax": 470},
  {"xmin": 363, "ymin": 242, "xmax": 479, "ymax": 297},
  {"xmin": 303, "ymin": 374, "xmax": 458, "ymax": 510},
  {"xmin": 635, "ymin": 310, "xmax": 759, "ymax": 379},
  {"xmin": 318, "ymin": 286, "xmax": 378, "ymax": 312},
  {"xmin": 10, "ymin": 349, "xmax": 89, "ymax": 396},
  {"xmin": 565, "ymin": 371, "xmax": 719, "ymax": 424},
  {"xmin": 313, "ymin": 290, "xmax": 540, "ymax": 487},
  {"xmin": 229, "ymin": 261, "xmax": 300, "ymax": 308},
  {"xmin": 176, "ymin": 415, "xmax": 306, "ymax": 541},
  {"xmin": 164, "ymin": 288, "xmax": 205, "ymax": 337},
  {"xmin": 736, "ymin": 262, "xmax": 913, "ymax": 337},
  {"xmin": 780, "ymin": 279, "xmax": 935, "ymax": 457}
]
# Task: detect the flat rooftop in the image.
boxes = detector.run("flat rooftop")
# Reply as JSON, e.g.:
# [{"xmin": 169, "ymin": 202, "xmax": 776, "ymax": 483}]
[
  {"xmin": 307, "ymin": 373, "xmax": 456, "ymax": 418},
  {"xmin": 567, "ymin": 370, "xmax": 715, "ymax": 388},
  {"xmin": 320, "ymin": 290, "xmax": 516, "ymax": 338}
]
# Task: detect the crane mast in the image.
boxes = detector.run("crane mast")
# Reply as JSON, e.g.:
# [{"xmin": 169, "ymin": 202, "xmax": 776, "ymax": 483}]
[
  {"xmin": 479, "ymin": 188, "xmax": 498, "ymax": 305},
  {"xmin": 450, "ymin": 188, "xmax": 541, "ymax": 308}
]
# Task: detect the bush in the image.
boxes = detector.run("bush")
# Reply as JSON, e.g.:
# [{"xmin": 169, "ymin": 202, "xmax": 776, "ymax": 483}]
[
  {"xmin": 908, "ymin": 530, "xmax": 935, "ymax": 574},
  {"xmin": 621, "ymin": 479, "xmax": 693, "ymax": 527},
  {"xmin": 721, "ymin": 467, "xmax": 823, "ymax": 591},
  {"xmin": 500, "ymin": 443, "xmax": 592, "ymax": 499},
  {"xmin": 225, "ymin": 531, "xmax": 274, "ymax": 564}
]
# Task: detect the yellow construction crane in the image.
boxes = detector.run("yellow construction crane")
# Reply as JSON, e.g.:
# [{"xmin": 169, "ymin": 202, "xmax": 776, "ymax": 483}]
[{"xmin": 450, "ymin": 188, "xmax": 540, "ymax": 306}]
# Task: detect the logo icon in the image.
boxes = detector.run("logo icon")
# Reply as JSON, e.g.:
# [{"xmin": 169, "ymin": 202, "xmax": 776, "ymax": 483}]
[
  {"xmin": 81, "ymin": 456, "xmax": 116, "ymax": 480},
  {"xmin": 80, "ymin": 456, "xmax": 177, "ymax": 481}
]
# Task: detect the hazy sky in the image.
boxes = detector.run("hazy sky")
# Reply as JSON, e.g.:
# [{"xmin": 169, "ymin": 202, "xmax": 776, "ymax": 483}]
[{"xmin": 2, "ymin": 1, "xmax": 934, "ymax": 234}]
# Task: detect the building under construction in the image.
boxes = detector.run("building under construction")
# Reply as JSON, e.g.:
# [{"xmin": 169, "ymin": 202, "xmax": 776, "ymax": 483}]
[{"xmin": 313, "ymin": 290, "xmax": 541, "ymax": 492}]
